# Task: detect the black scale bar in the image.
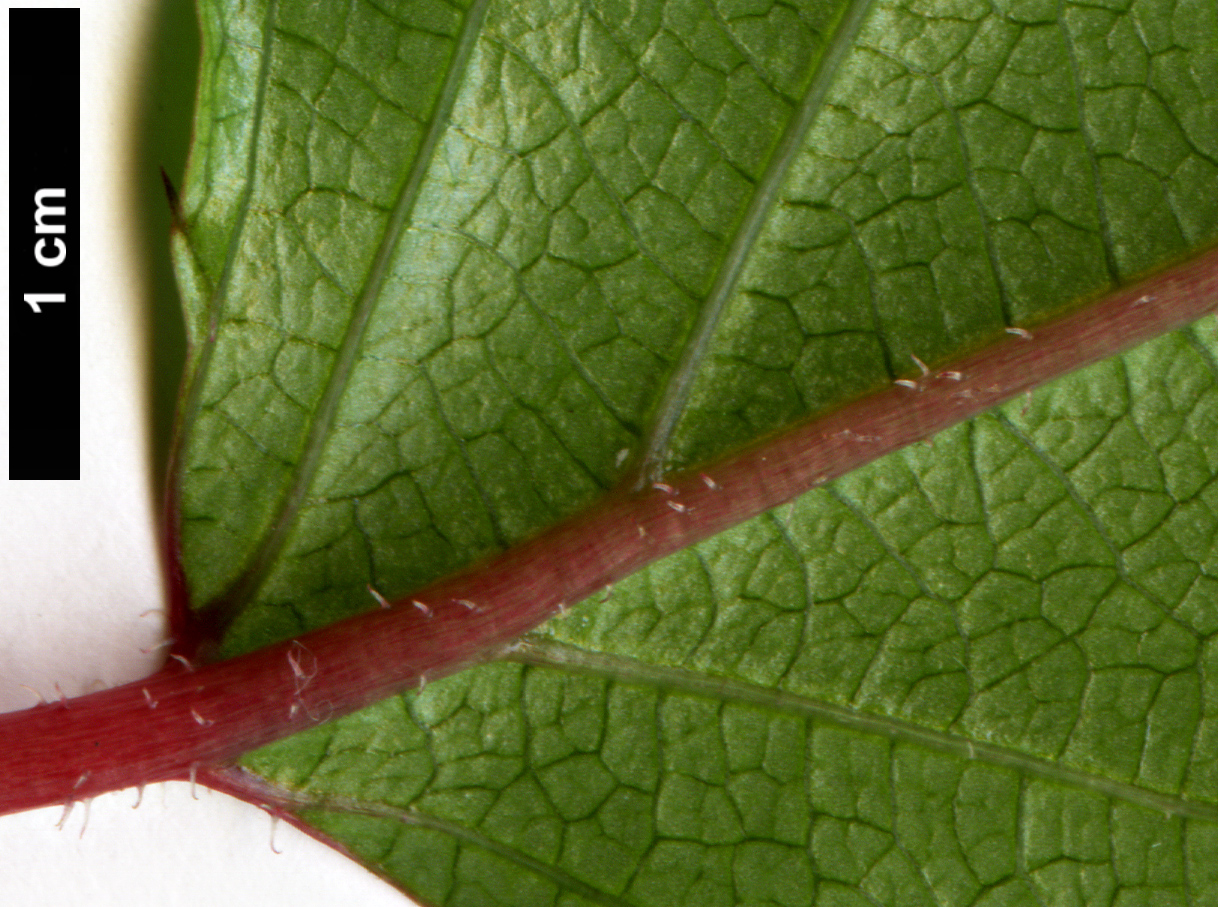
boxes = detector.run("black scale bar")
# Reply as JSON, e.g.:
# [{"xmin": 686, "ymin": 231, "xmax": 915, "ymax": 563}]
[{"xmin": 8, "ymin": 8, "xmax": 80, "ymax": 479}]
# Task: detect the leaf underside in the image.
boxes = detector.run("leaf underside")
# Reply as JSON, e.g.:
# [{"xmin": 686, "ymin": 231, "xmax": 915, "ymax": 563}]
[{"xmin": 172, "ymin": 0, "xmax": 1218, "ymax": 904}]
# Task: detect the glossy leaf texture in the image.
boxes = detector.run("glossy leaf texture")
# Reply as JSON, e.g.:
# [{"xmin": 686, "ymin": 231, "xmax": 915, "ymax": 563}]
[{"xmin": 172, "ymin": 0, "xmax": 1218, "ymax": 904}]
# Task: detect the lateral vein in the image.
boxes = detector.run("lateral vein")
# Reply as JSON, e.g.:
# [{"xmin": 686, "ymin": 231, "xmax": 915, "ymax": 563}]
[
  {"xmin": 211, "ymin": 0, "xmax": 493, "ymax": 620},
  {"xmin": 512, "ymin": 638, "xmax": 1218, "ymax": 823},
  {"xmin": 632, "ymin": 0, "xmax": 878, "ymax": 486}
]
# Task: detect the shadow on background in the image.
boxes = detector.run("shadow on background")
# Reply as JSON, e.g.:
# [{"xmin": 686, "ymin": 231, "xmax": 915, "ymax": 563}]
[{"xmin": 126, "ymin": 0, "xmax": 199, "ymax": 520}]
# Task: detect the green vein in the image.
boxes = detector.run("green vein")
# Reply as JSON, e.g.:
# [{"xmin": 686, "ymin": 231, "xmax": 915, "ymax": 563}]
[
  {"xmin": 416, "ymin": 357, "xmax": 510, "ymax": 551},
  {"xmin": 1058, "ymin": 4, "xmax": 1121, "ymax": 285},
  {"xmin": 934, "ymin": 81, "xmax": 1016, "ymax": 327},
  {"xmin": 510, "ymin": 638, "xmax": 1218, "ymax": 823},
  {"xmin": 1185, "ymin": 320, "xmax": 1218, "ymax": 384},
  {"xmin": 632, "ymin": 0, "xmax": 878, "ymax": 487},
  {"xmin": 173, "ymin": 0, "xmax": 280, "ymax": 499},
  {"xmin": 827, "ymin": 486, "xmax": 943, "ymax": 604},
  {"xmin": 417, "ymin": 223, "xmax": 636, "ymax": 432},
  {"xmin": 206, "ymin": 0, "xmax": 493, "ymax": 623},
  {"xmin": 286, "ymin": 796, "xmax": 634, "ymax": 907},
  {"xmin": 488, "ymin": 36, "xmax": 699, "ymax": 302},
  {"xmin": 993, "ymin": 409, "xmax": 1176, "ymax": 617}
]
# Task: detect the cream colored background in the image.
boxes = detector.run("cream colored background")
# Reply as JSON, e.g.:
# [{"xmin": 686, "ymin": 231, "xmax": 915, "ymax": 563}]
[{"xmin": 0, "ymin": 2, "xmax": 414, "ymax": 903}]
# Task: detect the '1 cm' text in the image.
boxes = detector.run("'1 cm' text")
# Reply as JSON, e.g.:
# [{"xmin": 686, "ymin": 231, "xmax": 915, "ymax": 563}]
[{"xmin": 24, "ymin": 188, "xmax": 67, "ymax": 313}]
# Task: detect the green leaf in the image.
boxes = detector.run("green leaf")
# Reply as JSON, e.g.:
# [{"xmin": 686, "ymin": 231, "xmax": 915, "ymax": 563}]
[{"xmin": 173, "ymin": 0, "xmax": 1218, "ymax": 903}]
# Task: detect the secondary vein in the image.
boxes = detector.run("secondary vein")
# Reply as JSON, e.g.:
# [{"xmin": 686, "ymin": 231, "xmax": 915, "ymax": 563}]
[
  {"xmin": 209, "ymin": 0, "xmax": 493, "ymax": 623},
  {"xmin": 512, "ymin": 638, "xmax": 1218, "ymax": 823},
  {"xmin": 172, "ymin": 0, "xmax": 281, "ymax": 450},
  {"xmin": 632, "ymin": 0, "xmax": 877, "ymax": 487},
  {"xmin": 219, "ymin": 777, "xmax": 635, "ymax": 907}
]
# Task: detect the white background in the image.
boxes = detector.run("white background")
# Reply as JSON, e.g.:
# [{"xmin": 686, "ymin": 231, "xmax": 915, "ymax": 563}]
[{"xmin": 0, "ymin": 2, "xmax": 415, "ymax": 904}]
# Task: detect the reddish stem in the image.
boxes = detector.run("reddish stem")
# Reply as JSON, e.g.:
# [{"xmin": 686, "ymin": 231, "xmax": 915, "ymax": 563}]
[{"xmin": 1, "ymin": 247, "xmax": 1215, "ymax": 818}]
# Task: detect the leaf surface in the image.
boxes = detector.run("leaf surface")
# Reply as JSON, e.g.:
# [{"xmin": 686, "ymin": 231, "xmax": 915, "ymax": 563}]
[{"xmin": 173, "ymin": 0, "xmax": 1218, "ymax": 903}]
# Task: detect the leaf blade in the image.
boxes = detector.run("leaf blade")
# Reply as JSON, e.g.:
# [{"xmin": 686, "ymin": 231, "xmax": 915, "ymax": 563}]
[{"xmin": 172, "ymin": 0, "xmax": 1218, "ymax": 903}]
